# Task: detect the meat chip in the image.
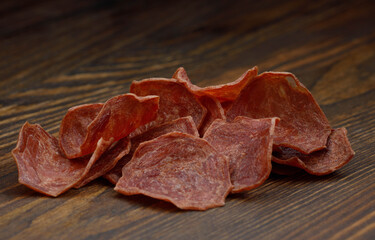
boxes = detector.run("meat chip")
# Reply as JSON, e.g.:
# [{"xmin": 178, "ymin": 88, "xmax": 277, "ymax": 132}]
[
  {"xmin": 272, "ymin": 128, "xmax": 355, "ymax": 175},
  {"xmin": 104, "ymin": 116, "xmax": 199, "ymax": 184},
  {"xmin": 12, "ymin": 123, "xmax": 87, "ymax": 196},
  {"xmin": 203, "ymin": 117, "xmax": 278, "ymax": 193},
  {"xmin": 130, "ymin": 78, "xmax": 206, "ymax": 135},
  {"xmin": 172, "ymin": 66, "xmax": 258, "ymax": 103},
  {"xmin": 12, "ymin": 123, "xmax": 132, "ymax": 195},
  {"xmin": 115, "ymin": 132, "xmax": 232, "ymax": 210},
  {"xmin": 197, "ymin": 95, "xmax": 226, "ymax": 136},
  {"xmin": 59, "ymin": 103, "xmax": 103, "ymax": 157},
  {"xmin": 226, "ymin": 72, "xmax": 332, "ymax": 154},
  {"xmin": 60, "ymin": 93, "xmax": 159, "ymax": 159}
]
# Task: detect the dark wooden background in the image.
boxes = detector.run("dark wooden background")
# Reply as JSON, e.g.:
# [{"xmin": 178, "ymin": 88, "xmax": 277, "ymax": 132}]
[{"xmin": 1, "ymin": 0, "xmax": 374, "ymax": 239}]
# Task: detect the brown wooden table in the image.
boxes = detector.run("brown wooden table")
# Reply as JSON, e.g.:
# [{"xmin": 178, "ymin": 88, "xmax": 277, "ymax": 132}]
[{"xmin": 1, "ymin": 0, "xmax": 374, "ymax": 239}]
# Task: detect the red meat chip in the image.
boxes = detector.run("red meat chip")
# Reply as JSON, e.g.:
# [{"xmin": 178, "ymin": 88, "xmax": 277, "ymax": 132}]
[
  {"xmin": 74, "ymin": 137, "xmax": 131, "ymax": 188},
  {"xmin": 203, "ymin": 117, "xmax": 278, "ymax": 193},
  {"xmin": 272, "ymin": 128, "xmax": 355, "ymax": 175},
  {"xmin": 59, "ymin": 103, "xmax": 103, "ymax": 157},
  {"xmin": 12, "ymin": 123, "xmax": 91, "ymax": 196},
  {"xmin": 60, "ymin": 93, "xmax": 159, "ymax": 159},
  {"xmin": 130, "ymin": 78, "xmax": 206, "ymax": 135},
  {"xmin": 197, "ymin": 95, "xmax": 226, "ymax": 136},
  {"xmin": 12, "ymin": 122, "xmax": 132, "ymax": 195},
  {"xmin": 226, "ymin": 72, "xmax": 332, "ymax": 154},
  {"xmin": 104, "ymin": 116, "xmax": 199, "ymax": 184},
  {"xmin": 173, "ymin": 66, "xmax": 258, "ymax": 103},
  {"xmin": 114, "ymin": 132, "xmax": 232, "ymax": 210}
]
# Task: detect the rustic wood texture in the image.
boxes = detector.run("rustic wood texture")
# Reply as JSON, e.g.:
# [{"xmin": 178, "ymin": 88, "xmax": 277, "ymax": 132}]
[{"xmin": 1, "ymin": 0, "xmax": 374, "ymax": 239}]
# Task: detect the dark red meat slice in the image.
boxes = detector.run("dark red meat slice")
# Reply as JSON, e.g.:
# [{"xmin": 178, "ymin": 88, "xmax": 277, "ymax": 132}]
[
  {"xmin": 272, "ymin": 128, "xmax": 355, "ymax": 175},
  {"xmin": 12, "ymin": 123, "xmax": 89, "ymax": 196},
  {"xmin": 130, "ymin": 78, "xmax": 206, "ymax": 135},
  {"xmin": 226, "ymin": 72, "xmax": 331, "ymax": 154},
  {"xmin": 104, "ymin": 116, "xmax": 199, "ymax": 184},
  {"xmin": 59, "ymin": 103, "xmax": 103, "ymax": 158},
  {"xmin": 114, "ymin": 132, "xmax": 232, "ymax": 210},
  {"xmin": 60, "ymin": 93, "xmax": 159, "ymax": 159},
  {"xmin": 197, "ymin": 95, "xmax": 226, "ymax": 136},
  {"xmin": 203, "ymin": 117, "xmax": 278, "ymax": 193},
  {"xmin": 74, "ymin": 137, "xmax": 131, "ymax": 188},
  {"xmin": 173, "ymin": 66, "xmax": 258, "ymax": 103},
  {"xmin": 12, "ymin": 122, "xmax": 132, "ymax": 195}
]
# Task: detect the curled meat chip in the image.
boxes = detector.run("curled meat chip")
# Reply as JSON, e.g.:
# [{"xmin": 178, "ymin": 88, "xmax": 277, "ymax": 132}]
[
  {"xmin": 226, "ymin": 72, "xmax": 332, "ymax": 154},
  {"xmin": 114, "ymin": 132, "xmax": 232, "ymax": 210},
  {"xmin": 60, "ymin": 93, "xmax": 159, "ymax": 159},
  {"xmin": 130, "ymin": 78, "xmax": 206, "ymax": 134},
  {"xmin": 197, "ymin": 95, "xmax": 226, "ymax": 136},
  {"xmin": 203, "ymin": 117, "xmax": 278, "ymax": 193},
  {"xmin": 272, "ymin": 128, "xmax": 355, "ymax": 175},
  {"xmin": 173, "ymin": 66, "xmax": 258, "ymax": 103},
  {"xmin": 12, "ymin": 123, "xmax": 131, "ymax": 195},
  {"xmin": 12, "ymin": 123, "xmax": 89, "ymax": 196},
  {"xmin": 59, "ymin": 103, "xmax": 103, "ymax": 158},
  {"xmin": 104, "ymin": 116, "xmax": 199, "ymax": 184}
]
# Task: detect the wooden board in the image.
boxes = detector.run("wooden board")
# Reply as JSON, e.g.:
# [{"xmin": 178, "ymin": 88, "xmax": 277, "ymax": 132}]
[{"xmin": 1, "ymin": 0, "xmax": 374, "ymax": 239}]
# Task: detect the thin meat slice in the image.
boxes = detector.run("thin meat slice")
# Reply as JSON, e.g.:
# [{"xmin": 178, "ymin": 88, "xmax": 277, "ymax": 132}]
[
  {"xmin": 226, "ymin": 72, "xmax": 331, "ymax": 154},
  {"xmin": 115, "ymin": 132, "xmax": 232, "ymax": 210},
  {"xmin": 203, "ymin": 117, "xmax": 278, "ymax": 193},
  {"xmin": 11, "ymin": 123, "xmax": 87, "ymax": 196},
  {"xmin": 74, "ymin": 137, "xmax": 131, "ymax": 188},
  {"xmin": 59, "ymin": 103, "xmax": 103, "ymax": 157},
  {"xmin": 173, "ymin": 66, "xmax": 258, "ymax": 103},
  {"xmin": 11, "ymin": 123, "xmax": 130, "ymax": 196},
  {"xmin": 12, "ymin": 123, "xmax": 87, "ymax": 196},
  {"xmin": 130, "ymin": 78, "xmax": 206, "ymax": 135},
  {"xmin": 104, "ymin": 116, "xmax": 199, "ymax": 184},
  {"xmin": 272, "ymin": 128, "xmax": 355, "ymax": 175},
  {"xmin": 198, "ymin": 95, "xmax": 226, "ymax": 136},
  {"xmin": 60, "ymin": 93, "xmax": 159, "ymax": 159}
]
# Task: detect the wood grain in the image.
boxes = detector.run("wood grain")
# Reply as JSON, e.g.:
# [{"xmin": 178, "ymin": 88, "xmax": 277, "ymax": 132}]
[{"xmin": 1, "ymin": 0, "xmax": 374, "ymax": 239}]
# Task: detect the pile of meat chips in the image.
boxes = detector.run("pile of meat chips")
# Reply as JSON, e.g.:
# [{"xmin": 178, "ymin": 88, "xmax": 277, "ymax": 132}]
[{"xmin": 12, "ymin": 67, "xmax": 354, "ymax": 210}]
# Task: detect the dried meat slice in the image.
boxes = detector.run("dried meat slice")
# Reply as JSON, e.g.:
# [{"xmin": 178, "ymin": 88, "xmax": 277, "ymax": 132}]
[
  {"xmin": 203, "ymin": 117, "xmax": 278, "ymax": 193},
  {"xmin": 60, "ymin": 93, "xmax": 159, "ymax": 159},
  {"xmin": 74, "ymin": 137, "xmax": 131, "ymax": 188},
  {"xmin": 12, "ymin": 123, "xmax": 90, "ymax": 197},
  {"xmin": 226, "ymin": 72, "xmax": 332, "ymax": 154},
  {"xmin": 59, "ymin": 103, "xmax": 103, "ymax": 158},
  {"xmin": 272, "ymin": 128, "xmax": 355, "ymax": 175},
  {"xmin": 173, "ymin": 66, "xmax": 258, "ymax": 103},
  {"xmin": 130, "ymin": 78, "xmax": 206, "ymax": 134},
  {"xmin": 12, "ymin": 122, "xmax": 131, "ymax": 195},
  {"xmin": 197, "ymin": 95, "xmax": 226, "ymax": 136},
  {"xmin": 104, "ymin": 116, "xmax": 199, "ymax": 184},
  {"xmin": 115, "ymin": 132, "xmax": 232, "ymax": 210}
]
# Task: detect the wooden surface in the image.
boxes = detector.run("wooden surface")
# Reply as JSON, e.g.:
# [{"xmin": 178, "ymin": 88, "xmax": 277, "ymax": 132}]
[{"xmin": 1, "ymin": 0, "xmax": 374, "ymax": 239}]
